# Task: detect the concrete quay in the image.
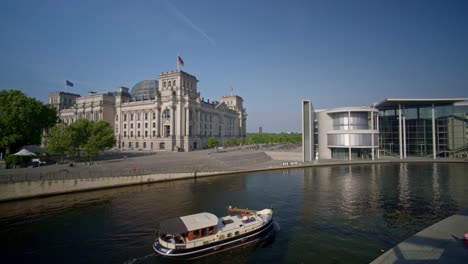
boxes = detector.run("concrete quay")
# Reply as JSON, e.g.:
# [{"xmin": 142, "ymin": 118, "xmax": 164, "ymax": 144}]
[
  {"xmin": 371, "ymin": 209, "xmax": 468, "ymax": 263},
  {"xmin": 0, "ymin": 147, "xmax": 467, "ymax": 202}
]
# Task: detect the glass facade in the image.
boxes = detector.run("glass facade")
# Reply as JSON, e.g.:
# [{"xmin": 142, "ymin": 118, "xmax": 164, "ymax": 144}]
[
  {"xmin": 378, "ymin": 103, "xmax": 468, "ymax": 158},
  {"xmin": 130, "ymin": 80, "xmax": 158, "ymax": 99},
  {"xmin": 332, "ymin": 112, "xmax": 369, "ymax": 130}
]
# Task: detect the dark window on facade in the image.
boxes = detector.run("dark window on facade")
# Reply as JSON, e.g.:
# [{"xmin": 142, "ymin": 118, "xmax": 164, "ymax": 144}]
[
  {"xmin": 130, "ymin": 114, "xmax": 133, "ymax": 121},
  {"xmin": 145, "ymin": 123, "xmax": 148, "ymax": 128},
  {"xmin": 124, "ymin": 114, "xmax": 127, "ymax": 121},
  {"xmin": 137, "ymin": 131, "xmax": 140, "ymax": 137},
  {"xmin": 131, "ymin": 123, "xmax": 133, "ymax": 129},
  {"xmin": 145, "ymin": 131, "xmax": 148, "ymax": 137},
  {"xmin": 145, "ymin": 113, "xmax": 148, "ymax": 120},
  {"xmin": 163, "ymin": 109, "xmax": 171, "ymax": 119}
]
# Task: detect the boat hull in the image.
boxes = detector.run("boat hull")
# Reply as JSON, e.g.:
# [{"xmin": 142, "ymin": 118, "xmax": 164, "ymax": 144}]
[{"xmin": 153, "ymin": 218, "xmax": 274, "ymax": 259}]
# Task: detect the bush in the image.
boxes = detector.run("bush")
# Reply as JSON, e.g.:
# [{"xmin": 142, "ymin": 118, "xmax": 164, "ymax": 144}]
[
  {"xmin": 207, "ymin": 137, "xmax": 219, "ymax": 148},
  {"xmin": 5, "ymin": 155, "xmax": 32, "ymax": 168}
]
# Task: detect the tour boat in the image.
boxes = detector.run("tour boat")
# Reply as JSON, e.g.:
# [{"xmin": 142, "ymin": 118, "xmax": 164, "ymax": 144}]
[{"xmin": 153, "ymin": 206, "xmax": 274, "ymax": 259}]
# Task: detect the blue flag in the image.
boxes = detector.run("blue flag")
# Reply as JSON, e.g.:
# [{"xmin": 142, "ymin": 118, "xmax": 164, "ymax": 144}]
[{"xmin": 66, "ymin": 80, "xmax": 74, "ymax": 87}]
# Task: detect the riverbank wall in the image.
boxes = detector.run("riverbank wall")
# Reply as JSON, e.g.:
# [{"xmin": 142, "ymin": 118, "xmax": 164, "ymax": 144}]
[{"xmin": 0, "ymin": 170, "xmax": 233, "ymax": 202}]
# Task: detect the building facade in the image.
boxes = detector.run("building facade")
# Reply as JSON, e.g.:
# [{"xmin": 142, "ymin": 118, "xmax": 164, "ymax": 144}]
[
  {"xmin": 304, "ymin": 98, "xmax": 467, "ymax": 161},
  {"xmin": 50, "ymin": 70, "xmax": 247, "ymax": 152},
  {"xmin": 316, "ymin": 107, "xmax": 379, "ymax": 160},
  {"xmin": 48, "ymin": 91, "xmax": 80, "ymax": 112},
  {"xmin": 375, "ymin": 98, "xmax": 468, "ymax": 159}
]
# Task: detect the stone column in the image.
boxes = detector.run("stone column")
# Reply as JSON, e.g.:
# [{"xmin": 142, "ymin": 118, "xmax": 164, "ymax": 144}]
[
  {"xmin": 186, "ymin": 107, "xmax": 190, "ymax": 136},
  {"xmin": 197, "ymin": 110, "xmax": 201, "ymax": 136},
  {"xmin": 157, "ymin": 108, "xmax": 161, "ymax": 137},
  {"xmin": 172, "ymin": 106, "xmax": 176, "ymax": 137}
]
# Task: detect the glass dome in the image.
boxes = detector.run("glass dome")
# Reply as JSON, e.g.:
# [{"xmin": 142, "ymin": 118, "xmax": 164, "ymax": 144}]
[{"xmin": 130, "ymin": 80, "xmax": 158, "ymax": 99}]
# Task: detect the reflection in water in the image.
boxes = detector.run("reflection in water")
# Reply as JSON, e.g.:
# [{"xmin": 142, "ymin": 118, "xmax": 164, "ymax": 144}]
[{"xmin": 0, "ymin": 163, "xmax": 467, "ymax": 263}]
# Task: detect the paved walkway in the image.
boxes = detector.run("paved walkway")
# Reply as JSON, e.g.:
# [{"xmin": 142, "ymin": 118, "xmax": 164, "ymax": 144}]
[
  {"xmin": 1, "ymin": 148, "xmax": 466, "ymax": 182},
  {"xmin": 371, "ymin": 209, "xmax": 468, "ymax": 263}
]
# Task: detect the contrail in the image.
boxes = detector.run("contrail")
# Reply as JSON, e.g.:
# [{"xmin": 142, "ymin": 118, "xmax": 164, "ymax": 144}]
[{"xmin": 164, "ymin": 0, "xmax": 217, "ymax": 47}]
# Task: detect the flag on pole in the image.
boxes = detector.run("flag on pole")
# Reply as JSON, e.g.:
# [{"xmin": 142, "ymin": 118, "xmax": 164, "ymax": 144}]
[
  {"xmin": 66, "ymin": 80, "xmax": 74, "ymax": 87},
  {"xmin": 178, "ymin": 56, "xmax": 184, "ymax": 67},
  {"xmin": 230, "ymin": 85, "xmax": 234, "ymax": 94}
]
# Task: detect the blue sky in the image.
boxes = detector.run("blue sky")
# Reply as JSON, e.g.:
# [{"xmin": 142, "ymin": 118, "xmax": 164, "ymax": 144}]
[{"xmin": 1, "ymin": 0, "xmax": 467, "ymax": 132}]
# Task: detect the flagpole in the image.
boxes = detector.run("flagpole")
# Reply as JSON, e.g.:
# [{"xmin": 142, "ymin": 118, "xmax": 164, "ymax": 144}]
[{"xmin": 65, "ymin": 81, "xmax": 67, "ymax": 93}]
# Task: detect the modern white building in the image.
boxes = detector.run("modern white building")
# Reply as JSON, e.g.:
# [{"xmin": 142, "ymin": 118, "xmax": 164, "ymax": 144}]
[
  {"xmin": 49, "ymin": 69, "xmax": 247, "ymax": 152},
  {"xmin": 316, "ymin": 107, "xmax": 379, "ymax": 160},
  {"xmin": 303, "ymin": 98, "xmax": 468, "ymax": 161}
]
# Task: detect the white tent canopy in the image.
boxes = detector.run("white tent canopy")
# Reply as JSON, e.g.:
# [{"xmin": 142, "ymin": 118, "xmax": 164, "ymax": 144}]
[{"xmin": 12, "ymin": 149, "xmax": 36, "ymax": 156}]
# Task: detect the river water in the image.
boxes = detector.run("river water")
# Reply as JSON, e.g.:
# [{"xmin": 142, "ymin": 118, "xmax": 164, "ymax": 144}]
[{"xmin": 1, "ymin": 163, "xmax": 467, "ymax": 263}]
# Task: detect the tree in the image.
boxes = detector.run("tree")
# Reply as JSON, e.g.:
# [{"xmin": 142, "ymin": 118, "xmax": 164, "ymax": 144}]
[
  {"xmin": 0, "ymin": 90, "xmax": 57, "ymax": 154},
  {"xmin": 68, "ymin": 119, "xmax": 92, "ymax": 157},
  {"xmin": 207, "ymin": 137, "xmax": 219, "ymax": 148},
  {"xmin": 44, "ymin": 123, "xmax": 75, "ymax": 163},
  {"xmin": 83, "ymin": 121, "xmax": 116, "ymax": 159}
]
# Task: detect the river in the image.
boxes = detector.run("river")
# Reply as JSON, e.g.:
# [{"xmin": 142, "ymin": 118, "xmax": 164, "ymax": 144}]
[{"xmin": 1, "ymin": 162, "xmax": 467, "ymax": 263}]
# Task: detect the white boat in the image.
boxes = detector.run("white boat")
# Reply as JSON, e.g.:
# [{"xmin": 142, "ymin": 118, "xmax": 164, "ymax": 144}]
[{"xmin": 153, "ymin": 206, "xmax": 274, "ymax": 259}]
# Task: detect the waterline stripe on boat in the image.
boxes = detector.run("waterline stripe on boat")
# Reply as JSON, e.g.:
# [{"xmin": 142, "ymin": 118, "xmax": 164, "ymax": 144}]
[{"xmin": 154, "ymin": 220, "xmax": 273, "ymax": 256}]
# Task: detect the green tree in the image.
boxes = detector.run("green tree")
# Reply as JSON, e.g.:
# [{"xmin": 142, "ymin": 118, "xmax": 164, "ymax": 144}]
[
  {"xmin": 207, "ymin": 137, "xmax": 219, "ymax": 148},
  {"xmin": 44, "ymin": 123, "xmax": 75, "ymax": 163},
  {"xmin": 83, "ymin": 121, "xmax": 116, "ymax": 159},
  {"xmin": 228, "ymin": 138, "xmax": 238, "ymax": 146},
  {"xmin": 69, "ymin": 119, "xmax": 92, "ymax": 157},
  {"xmin": 0, "ymin": 90, "xmax": 57, "ymax": 154}
]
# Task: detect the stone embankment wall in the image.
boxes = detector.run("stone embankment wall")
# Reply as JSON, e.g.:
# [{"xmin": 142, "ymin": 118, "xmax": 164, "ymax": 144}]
[{"xmin": 0, "ymin": 171, "xmax": 228, "ymax": 202}]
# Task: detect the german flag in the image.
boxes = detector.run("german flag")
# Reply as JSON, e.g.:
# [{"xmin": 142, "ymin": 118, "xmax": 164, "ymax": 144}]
[{"xmin": 178, "ymin": 56, "xmax": 184, "ymax": 67}]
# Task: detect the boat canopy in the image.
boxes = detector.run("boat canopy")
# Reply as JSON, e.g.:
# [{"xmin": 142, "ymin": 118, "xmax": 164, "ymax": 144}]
[{"xmin": 159, "ymin": 212, "xmax": 218, "ymax": 235}]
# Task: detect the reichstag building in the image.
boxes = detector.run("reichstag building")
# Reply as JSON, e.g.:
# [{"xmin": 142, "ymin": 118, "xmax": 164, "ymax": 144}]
[{"xmin": 49, "ymin": 70, "xmax": 247, "ymax": 152}]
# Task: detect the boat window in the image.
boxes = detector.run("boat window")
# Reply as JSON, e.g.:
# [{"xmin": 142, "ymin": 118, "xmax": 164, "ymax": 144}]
[
  {"xmin": 202, "ymin": 228, "xmax": 207, "ymax": 237},
  {"xmin": 209, "ymin": 226, "xmax": 215, "ymax": 235},
  {"xmin": 227, "ymin": 233, "xmax": 232, "ymax": 238},
  {"xmin": 235, "ymin": 231, "xmax": 240, "ymax": 236},
  {"xmin": 194, "ymin": 229, "xmax": 199, "ymax": 238}
]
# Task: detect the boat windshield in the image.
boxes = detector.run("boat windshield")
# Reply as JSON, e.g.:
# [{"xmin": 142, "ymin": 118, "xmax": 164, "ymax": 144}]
[{"xmin": 160, "ymin": 233, "xmax": 186, "ymax": 244}]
